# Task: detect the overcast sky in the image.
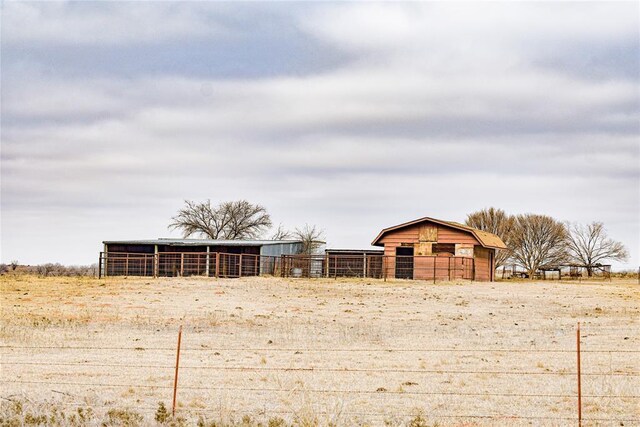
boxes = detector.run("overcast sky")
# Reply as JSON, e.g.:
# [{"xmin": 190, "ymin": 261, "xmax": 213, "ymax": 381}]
[{"xmin": 1, "ymin": 1, "xmax": 638, "ymax": 269}]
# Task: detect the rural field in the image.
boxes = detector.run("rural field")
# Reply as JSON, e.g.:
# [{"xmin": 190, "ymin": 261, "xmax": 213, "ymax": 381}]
[{"xmin": 1, "ymin": 275, "xmax": 638, "ymax": 426}]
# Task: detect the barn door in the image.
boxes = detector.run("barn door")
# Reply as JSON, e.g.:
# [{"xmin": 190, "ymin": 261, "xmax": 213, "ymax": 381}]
[{"xmin": 395, "ymin": 246, "xmax": 414, "ymax": 279}]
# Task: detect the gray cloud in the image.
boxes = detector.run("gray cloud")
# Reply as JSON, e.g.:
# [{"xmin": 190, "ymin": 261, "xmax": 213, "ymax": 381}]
[{"xmin": 1, "ymin": 2, "xmax": 638, "ymax": 268}]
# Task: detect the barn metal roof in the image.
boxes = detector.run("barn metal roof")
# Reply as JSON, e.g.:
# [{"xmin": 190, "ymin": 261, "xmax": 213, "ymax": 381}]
[
  {"xmin": 103, "ymin": 239, "xmax": 307, "ymax": 246},
  {"xmin": 371, "ymin": 217, "xmax": 507, "ymax": 249}
]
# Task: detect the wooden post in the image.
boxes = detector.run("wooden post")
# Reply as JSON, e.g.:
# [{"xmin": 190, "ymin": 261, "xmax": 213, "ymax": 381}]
[
  {"xmin": 172, "ymin": 325, "xmax": 183, "ymax": 417},
  {"xmin": 180, "ymin": 253, "xmax": 184, "ymax": 277},
  {"xmin": 239, "ymin": 254, "xmax": 243, "ymax": 277},
  {"xmin": 577, "ymin": 322, "xmax": 582, "ymax": 427},
  {"xmin": 98, "ymin": 253, "xmax": 103, "ymax": 279},
  {"xmin": 254, "ymin": 255, "xmax": 259, "ymax": 276}
]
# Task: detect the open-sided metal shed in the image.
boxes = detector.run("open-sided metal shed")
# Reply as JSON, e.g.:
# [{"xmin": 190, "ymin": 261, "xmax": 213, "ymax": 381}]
[{"xmin": 100, "ymin": 239, "xmax": 309, "ymax": 278}]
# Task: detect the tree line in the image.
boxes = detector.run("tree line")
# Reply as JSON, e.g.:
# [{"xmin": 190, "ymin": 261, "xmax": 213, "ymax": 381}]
[{"xmin": 465, "ymin": 208, "xmax": 628, "ymax": 277}]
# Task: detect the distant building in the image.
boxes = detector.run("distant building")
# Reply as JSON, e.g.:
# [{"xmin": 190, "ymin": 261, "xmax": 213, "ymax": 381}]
[{"xmin": 372, "ymin": 217, "xmax": 506, "ymax": 281}]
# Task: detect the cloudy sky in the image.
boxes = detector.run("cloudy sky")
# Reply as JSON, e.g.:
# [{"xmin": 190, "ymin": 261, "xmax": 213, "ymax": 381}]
[{"xmin": 1, "ymin": 1, "xmax": 638, "ymax": 269}]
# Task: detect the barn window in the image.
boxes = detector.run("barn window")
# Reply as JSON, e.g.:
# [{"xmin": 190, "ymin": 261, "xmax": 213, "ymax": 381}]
[{"xmin": 433, "ymin": 244, "xmax": 455, "ymax": 256}]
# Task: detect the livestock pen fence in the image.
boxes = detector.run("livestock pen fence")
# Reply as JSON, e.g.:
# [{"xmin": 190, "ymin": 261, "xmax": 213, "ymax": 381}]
[
  {"xmin": 99, "ymin": 252, "xmax": 476, "ymax": 281},
  {"xmin": 1, "ymin": 323, "xmax": 638, "ymax": 425}
]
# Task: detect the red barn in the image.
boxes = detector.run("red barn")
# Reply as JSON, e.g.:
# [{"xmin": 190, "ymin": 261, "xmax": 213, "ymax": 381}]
[{"xmin": 372, "ymin": 217, "xmax": 507, "ymax": 281}]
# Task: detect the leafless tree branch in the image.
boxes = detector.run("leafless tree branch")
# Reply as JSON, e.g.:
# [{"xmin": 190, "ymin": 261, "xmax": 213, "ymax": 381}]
[
  {"xmin": 169, "ymin": 199, "xmax": 272, "ymax": 240},
  {"xmin": 566, "ymin": 221, "xmax": 628, "ymax": 276},
  {"xmin": 293, "ymin": 224, "xmax": 325, "ymax": 255},
  {"xmin": 465, "ymin": 207, "xmax": 515, "ymax": 268},
  {"xmin": 510, "ymin": 214, "xmax": 569, "ymax": 278}
]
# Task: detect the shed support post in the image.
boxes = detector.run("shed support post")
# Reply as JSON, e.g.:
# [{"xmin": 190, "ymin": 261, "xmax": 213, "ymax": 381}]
[
  {"xmin": 103, "ymin": 244, "xmax": 109, "ymax": 278},
  {"xmin": 153, "ymin": 245, "xmax": 158, "ymax": 278},
  {"xmin": 239, "ymin": 254, "xmax": 243, "ymax": 277},
  {"xmin": 363, "ymin": 254, "xmax": 367, "ymax": 278},
  {"xmin": 325, "ymin": 254, "xmax": 329, "ymax": 278},
  {"xmin": 205, "ymin": 247, "xmax": 210, "ymax": 277},
  {"xmin": 180, "ymin": 253, "xmax": 184, "ymax": 277}
]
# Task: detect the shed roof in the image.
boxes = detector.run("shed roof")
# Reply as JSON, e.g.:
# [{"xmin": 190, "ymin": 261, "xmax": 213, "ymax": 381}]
[
  {"xmin": 371, "ymin": 217, "xmax": 507, "ymax": 250},
  {"xmin": 103, "ymin": 239, "xmax": 307, "ymax": 246}
]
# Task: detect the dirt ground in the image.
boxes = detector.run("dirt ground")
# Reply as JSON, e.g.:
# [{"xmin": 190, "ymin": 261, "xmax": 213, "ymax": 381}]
[{"xmin": 1, "ymin": 275, "xmax": 638, "ymax": 426}]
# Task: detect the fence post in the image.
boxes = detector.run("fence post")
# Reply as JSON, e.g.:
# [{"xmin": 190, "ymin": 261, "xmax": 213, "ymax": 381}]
[
  {"xmin": 577, "ymin": 322, "xmax": 582, "ymax": 427},
  {"xmin": 239, "ymin": 254, "xmax": 243, "ymax": 277},
  {"xmin": 172, "ymin": 325, "xmax": 183, "ymax": 417}
]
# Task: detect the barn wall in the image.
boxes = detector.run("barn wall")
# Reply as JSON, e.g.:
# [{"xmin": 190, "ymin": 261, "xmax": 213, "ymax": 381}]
[
  {"xmin": 378, "ymin": 224, "xmax": 479, "ymax": 246},
  {"xmin": 473, "ymin": 246, "xmax": 493, "ymax": 282},
  {"xmin": 379, "ymin": 221, "xmax": 481, "ymax": 279}
]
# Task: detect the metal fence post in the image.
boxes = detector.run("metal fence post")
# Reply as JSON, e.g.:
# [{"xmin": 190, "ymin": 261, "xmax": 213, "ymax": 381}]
[
  {"xmin": 215, "ymin": 253, "xmax": 220, "ymax": 278},
  {"xmin": 172, "ymin": 325, "xmax": 183, "ymax": 417},
  {"xmin": 577, "ymin": 322, "xmax": 582, "ymax": 427}
]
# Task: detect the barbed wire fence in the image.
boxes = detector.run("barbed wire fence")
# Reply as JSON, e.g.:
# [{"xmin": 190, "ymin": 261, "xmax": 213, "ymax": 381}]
[{"xmin": 2, "ymin": 322, "xmax": 639, "ymax": 426}]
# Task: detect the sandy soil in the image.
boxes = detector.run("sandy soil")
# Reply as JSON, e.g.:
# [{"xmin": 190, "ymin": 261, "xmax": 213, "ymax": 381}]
[{"xmin": 1, "ymin": 275, "xmax": 638, "ymax": 426}]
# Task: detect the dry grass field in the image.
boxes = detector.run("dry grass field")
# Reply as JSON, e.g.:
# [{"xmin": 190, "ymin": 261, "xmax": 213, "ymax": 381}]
[{"xmin": 1, "ymin": 274, "xmax": 638, "ymax": 426}]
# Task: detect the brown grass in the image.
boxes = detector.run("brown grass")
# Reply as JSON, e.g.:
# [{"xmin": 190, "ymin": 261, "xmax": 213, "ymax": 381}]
[{"xmin": 1, "ymin": 275, "xmax": 638, "ymax": 426}]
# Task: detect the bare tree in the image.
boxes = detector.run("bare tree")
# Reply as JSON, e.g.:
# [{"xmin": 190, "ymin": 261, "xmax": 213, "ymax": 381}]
[
  {"xmin": 510, "ymin": 214, "xmax": 569, "ymax": 279},
  {"xmin": 293, "ymin": 224, "xmax": 325, "ymax": 255},
  {"xmin": 566, "ymin": 222, "xmax": 628, "ymax": 276},
  {"xmin": 169, "ymin": 199, "xmax": 272, "ymax": 239},
  {"xmin": 465, "ymin": 208, "xmax": 514, "ymax": 268},
  {"xmin": 270, "ymin": 224, "xmax": 293, "ymax": 240}
]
